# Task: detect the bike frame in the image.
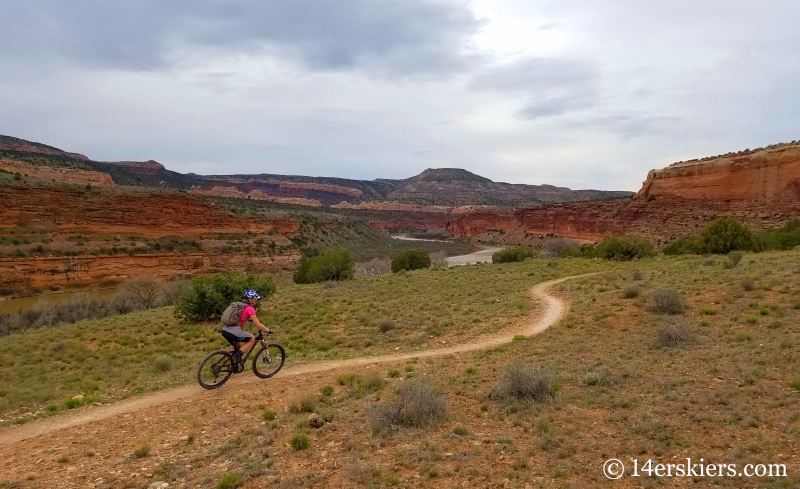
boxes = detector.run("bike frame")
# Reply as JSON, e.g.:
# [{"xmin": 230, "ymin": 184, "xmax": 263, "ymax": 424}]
[{"xmin": 233, "ymin": 331, "xmax": 270, "ymax": 365}]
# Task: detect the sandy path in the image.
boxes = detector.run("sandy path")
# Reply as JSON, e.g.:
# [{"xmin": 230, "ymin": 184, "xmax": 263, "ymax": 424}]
[{"xmin": 0, "ymin": 274, "xmax": 587, "ymax": 446}]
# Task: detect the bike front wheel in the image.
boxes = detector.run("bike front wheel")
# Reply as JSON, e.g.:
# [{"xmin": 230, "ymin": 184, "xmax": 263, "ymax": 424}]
[
  {"xmin": 197, "ymin": 350, "xmax": 235, "ymax": 389},
  {"xmin": 252, "ymin": 343, "xmax": 286, "ymax": 379}
]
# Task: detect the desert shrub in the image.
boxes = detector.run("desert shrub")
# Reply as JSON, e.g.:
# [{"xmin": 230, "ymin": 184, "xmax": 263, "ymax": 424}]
[
  {"xmin": 493, "ymin": 363, "xmax": 555, "ymax": 402},
  {"xmin": 371, "ymin": 380, "xmax": 447, "ymax": 429},
  {"xmin": 753, "ymin": 219, "xmax": 800, "ymax": 251},
  {"xmin": 492, "ymin": 246, "xmax": 537, "ymax": 264},
  {"xmin": 725, "ymin": 251, "xmax": 743, "ymax": 268},
  {"xmin": 632, "ymin": 270, "xmax": 643, "ymax": 280},
  {"xmin": 159, "ymin": 277, "xmax": 188, "ymax": 303},
  {"xmin": 355, "ymin": 257, "xmax": 392, "ymax": 277},
  {"xmin": 429, "ymin": 251, "xmax": 447, "ymax": 268},
  {"xmin": 543, "ymin": 238, "xmax": 576, "ymax": 256},
  {"xmin": 741, "ymin": 277, "xmax": 755, "ymax": 291},
  {"xmin": 391, "ymin": 248, "xmax": 431, "ymax": 273},
  {"xmin": 595, "ymin": 234, "xmax": 655, "ymax": 261},
  {"xmin": 663, "ymin": 235, "xmax": 705, "ymax": 255},
  {"xmin": 216, "ymin": 472, "xmax": 242, "ymax": 489},
  {"xmin": 701, "ymin": 217, "xmax": 755, "ymax": 254},
  {"xmin": 657, "ymin": 317, "xmax": 692, "ymax": 348},
  {"xmin": 290, "ymin": 434, "xmax": 311, "ymax": 451},
  {"xmin": 174, "ymin": 271, "xmax": 276, "ymax": 322},
  {"xmin": 288, "ymin": 394, "xmax": 317, "ymax": 414},
  {"xmin": 293, "ymin": 249, "xmax": 355, "ymax": 284},
  {"xmin": 646, "ymin": 290, "xmax": 685, "ymax": 315},
  {"xmin": 133, "ymin": 445, "xmax": 151, "ymax": 458},
  {"xmin": 116, "ymin": 277, "xmax": 164, "ymax": 309},
  {"xmin": 558, "ymin": 246, "xmax": 582, "ymax": 258},
  {"xmin": 153, "ymin": 355, "xmax": 173, "ymax": 372},
  {"xmin": 0, "ymin": 281, "xmax": 180, "ymax": 336},
  {"xmin": 580, "ymin": 244, "xmax": 597, "ymax": 258},
  {"xmin": 621, "ymin": 285, "xmax": 641, "ymax": 299},
  {"xmin": 378, "ymin": 319, "xmax": 396, "ymax": 333}
]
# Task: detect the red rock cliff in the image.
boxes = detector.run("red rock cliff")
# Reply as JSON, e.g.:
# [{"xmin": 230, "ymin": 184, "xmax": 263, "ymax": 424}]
[
  {"xmin": 636, "ymin": 143, "xmax": 800, "ymax": 201},
  {"xmin": 0, "ymin": 187, "xmax": 269, "ymax": 237},
  {"xmin": 448, "ymin": 142, "xmax": 800, "ymax": 245}
]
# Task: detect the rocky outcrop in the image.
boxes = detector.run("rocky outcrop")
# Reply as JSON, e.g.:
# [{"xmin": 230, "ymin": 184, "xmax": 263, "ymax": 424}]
[
  {"xmin": 189, "ymin": 186, "xmax": 322, "ymax": 206},
  {"xmin": 0, "ymin": 252, "xmax": 299, "ymax": 289},
  {"xmin": 103, "ymin": 160, "xmax": 166, "ymax": 170},
  {"xmin": 446, "ymin": 197, "xmax": 800, "ymax": 246},
  {"xmin": 331, "ymin": 201, "xmax": 498, "ymax": 214},
  {"xmin": 0, "ymin": 135, "xmax": 88, "ymax": 160},
  {"xmin": 0, "ymin": 187, "xmax": 270, "ymax": 237},
  {"xmin": 0, "ymin": 158, "xmax": 115, "ymax": 186},
  {"xmin": 637, "ymin": 142, "xmax": 800, "ymax": 201},
  {"xmin": 448, "ymin": 142, "xmax": 800, "ymax": 245}
]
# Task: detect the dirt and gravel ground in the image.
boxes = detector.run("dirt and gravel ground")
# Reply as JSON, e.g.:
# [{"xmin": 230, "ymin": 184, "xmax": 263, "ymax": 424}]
[{"xmin": 0, "ymin": 276, "xmax": 575, "ymax": 488}]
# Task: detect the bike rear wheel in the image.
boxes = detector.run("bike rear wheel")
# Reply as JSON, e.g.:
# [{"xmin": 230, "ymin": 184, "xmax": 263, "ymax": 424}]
[
  {"xmin": 197, "ymin": 350, "xmax": 235, "ymax": 389},
  {"xmin": 252, "ymin": 343, "xmax": 286, "ymax": 378}
]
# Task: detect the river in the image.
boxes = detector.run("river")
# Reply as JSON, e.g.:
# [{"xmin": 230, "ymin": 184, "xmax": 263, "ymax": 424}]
[
  {"xmin": 444, "ymin": 246, "xmax": 503, "ymax": 267},
  {"xmin": 0, "ymin": 288, "xmax": 120, "ymax": 315}
]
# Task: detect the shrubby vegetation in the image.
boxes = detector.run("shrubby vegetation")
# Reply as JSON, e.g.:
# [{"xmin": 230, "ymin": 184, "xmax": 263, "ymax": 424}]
[
  {"xmin": 661, "ymin": 217, "xmax": 796, "ymax": 255},
  {"xmin": 646, "ymin": 289, "xmax": 685, "ymax": 315},
  {"xmin": 293, "ymin": 249, "xmax": 355, "ymax": 284},
  {"xmin": 753, "ymin": 219, "xmax": 800, "ymax": 251},
  {"xmin": 0, "ymin": 277, "xmax": 185, "ymax": 336},
  {"xmin": 657, "ymin": 317, "xmax": 692, "ymax": 348},
  {"xmin": 371, "ymin": 379, "xmax": 447, "ymax": 429},
  {"xmin": 173, "ymin": 271, "xmax": 276, "ymax": 322},
  {"xmin": 593, "ymin": 234, "xmax": 655, "ymax": 261},
  {"xmin": 701, "ymin": 217, "xmax": 756, "ymax": 254},
  {"xmin": 492, "ymin": 246, "xmax": 537, "ymax": 263},
  {"xmin": 492, "ymin": 363, "xmax": 557, "ymax": 402},
  {"xmin": 391, "ymin": 248, "xmax": 431, "ymax": 273}
]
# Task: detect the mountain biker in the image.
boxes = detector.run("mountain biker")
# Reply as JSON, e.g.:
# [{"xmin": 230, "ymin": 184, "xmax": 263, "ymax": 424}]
[{"xmin": 221, "ymin": 290, "xmax": 273, "ymax": 365}]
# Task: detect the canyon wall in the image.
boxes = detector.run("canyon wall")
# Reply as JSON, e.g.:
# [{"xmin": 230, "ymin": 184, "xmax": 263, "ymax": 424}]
[
  {"xmin": 0, "ymin": 252, "xmax": 299, "ymax": 289},
  {"xmin": 0, "ymin": 159, "xmax": 115, "ymax": 186},
  {"xmin": 448, "ymin": 142, "xmax": 800, "ymax": 245},
  {"xmin": 0, "ymin": 187, "xmax": 270, "ymax": 237},
  {"xmin": 636, "ymin": 143, "xmax": 800, "ymax": 201}
]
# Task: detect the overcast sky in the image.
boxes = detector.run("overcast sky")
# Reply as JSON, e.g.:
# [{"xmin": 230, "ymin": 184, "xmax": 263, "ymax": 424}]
[{"xmin": 1, "ymin": 0, "xmax": 798, "ymax": 191}]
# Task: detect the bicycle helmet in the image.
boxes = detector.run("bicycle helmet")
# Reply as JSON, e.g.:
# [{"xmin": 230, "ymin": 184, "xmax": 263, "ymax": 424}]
[{"xmin": 243, "ymin": 289, "xmax": 261, "ymax": 300}]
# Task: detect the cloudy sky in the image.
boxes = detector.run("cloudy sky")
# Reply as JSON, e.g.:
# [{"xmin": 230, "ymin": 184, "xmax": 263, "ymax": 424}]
[{"xmin": 1, "ymin": 0, "xmax": 798, "ymax": 191}]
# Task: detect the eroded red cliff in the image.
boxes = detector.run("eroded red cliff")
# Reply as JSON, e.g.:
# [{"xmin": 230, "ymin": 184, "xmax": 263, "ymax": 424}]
[
  {"xmin": 447, "ymin": 142, "xmax": 800, "ymax": 245},
  {"xmin": 0, "ymin": 187, "xmax": 269, "ymax": 237}
]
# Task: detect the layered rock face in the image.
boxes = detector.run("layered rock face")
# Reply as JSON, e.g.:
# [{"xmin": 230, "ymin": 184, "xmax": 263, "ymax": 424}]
[
  {"xmin": 637, "ymin": 143, "xmax": 800, "ymax": 201},
  {"xmin": 0, "ymin": 252, "xmax": 298, "ymax": 289},
  {"xmin": 0, "ymin": 159, "xmax": 115, "ymax": 186},
  {"xmin": 0, "ymin": 187, "xmax": 269, "ymax": 237},
  {"xmin": 448, "ymin": 142, "xmax": 800, "ymax": 245}
]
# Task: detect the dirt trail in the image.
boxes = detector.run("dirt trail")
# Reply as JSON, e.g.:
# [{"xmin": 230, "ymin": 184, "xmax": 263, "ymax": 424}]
[{"xmin": 0, "ymin": 274, "xmax": 588, "ymax": 447}]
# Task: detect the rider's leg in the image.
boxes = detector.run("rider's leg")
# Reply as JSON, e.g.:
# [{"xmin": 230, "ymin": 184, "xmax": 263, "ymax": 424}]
[{"xmin": 240, "ymin": 336, "xmax": 256, "ymax": 354}]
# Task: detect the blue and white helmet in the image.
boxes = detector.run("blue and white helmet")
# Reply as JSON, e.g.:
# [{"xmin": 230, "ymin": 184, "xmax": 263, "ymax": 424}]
[{"xmin": 243, "ymin": 289, "xmax": 261, "ymax": 300}]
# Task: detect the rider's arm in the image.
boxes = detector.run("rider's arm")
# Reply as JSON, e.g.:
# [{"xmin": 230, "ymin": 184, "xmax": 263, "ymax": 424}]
[{"xmin": 250, "ymin": 314, "xmax": 272, "ymax": 334}]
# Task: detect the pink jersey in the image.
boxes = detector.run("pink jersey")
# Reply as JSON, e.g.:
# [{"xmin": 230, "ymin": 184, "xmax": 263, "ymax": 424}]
[{"xmin": 239, "ymin": 305, "xmax": 256, "ymax": 327}]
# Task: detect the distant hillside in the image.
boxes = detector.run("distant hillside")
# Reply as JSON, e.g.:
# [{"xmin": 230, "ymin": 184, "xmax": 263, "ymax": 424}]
[
  {"xmin": 385, "ymin": 168, "xmax": 631, "ymax": 206},
  {"xmin": 0, "ymin": 135, "xmax": 634, "ymax": 207}
]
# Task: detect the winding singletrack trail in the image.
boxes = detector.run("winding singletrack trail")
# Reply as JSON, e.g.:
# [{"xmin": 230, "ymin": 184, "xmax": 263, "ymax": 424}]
[{"xmin": 0, "ymin": 274, "xmax": 588, "ymax": 447}]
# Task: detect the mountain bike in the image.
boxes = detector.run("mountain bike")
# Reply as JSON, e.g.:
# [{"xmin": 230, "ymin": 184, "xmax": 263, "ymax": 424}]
[{"xmin": 196, "ymin": 330, "xmax": 286, "ymax": 389}]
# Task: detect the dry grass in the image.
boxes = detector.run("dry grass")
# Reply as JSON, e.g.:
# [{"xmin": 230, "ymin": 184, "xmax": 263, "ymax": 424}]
[{"xmin": 3, "ymin": 251, "xmax": 800, "ymax": 488}]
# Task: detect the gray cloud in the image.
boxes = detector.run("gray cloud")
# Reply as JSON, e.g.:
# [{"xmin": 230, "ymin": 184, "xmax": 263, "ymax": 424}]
[
  {"xmin": 472, "ymin": 57, "xmax": 598, "ymax": 118},
  {"xmin": 0, "ymin": 0, "xmax": 481, "ymax": 76}
]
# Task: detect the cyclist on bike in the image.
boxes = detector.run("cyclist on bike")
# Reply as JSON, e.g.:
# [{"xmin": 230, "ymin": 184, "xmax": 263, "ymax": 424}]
[{"xmin": 221, "ymin": 290, "xmax": 273, "ymax": 365}]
